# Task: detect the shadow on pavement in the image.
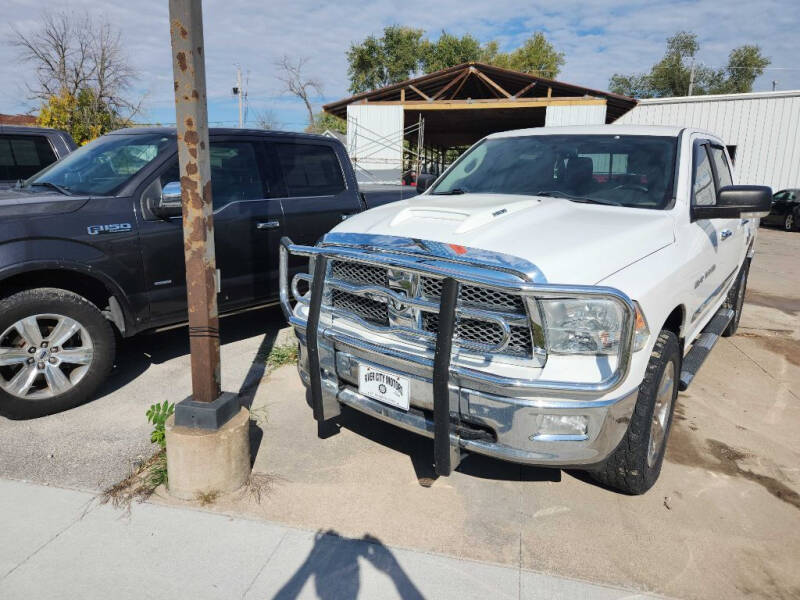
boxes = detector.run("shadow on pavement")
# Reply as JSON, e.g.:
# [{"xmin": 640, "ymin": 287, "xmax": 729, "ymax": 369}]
[
  {"xmin": 95, "ymin": 304, "xmax": 285, "ymax": 402},
  {"xmin": 273, "ymin": 530, "xmax": 424, "ymax": 600}
]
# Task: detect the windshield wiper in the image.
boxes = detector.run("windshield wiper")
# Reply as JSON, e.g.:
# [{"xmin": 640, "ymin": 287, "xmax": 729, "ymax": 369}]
[
  {"xmin": 535, "ymin": 190, "xmax": 621, "ymax": 206},
  {"xmin": 432, "ymin": 188, "xmax": 467, "ymax": 195},
  {"xmin": 30, "ymin": 181, "xmax": 71, "ymax": 196}
]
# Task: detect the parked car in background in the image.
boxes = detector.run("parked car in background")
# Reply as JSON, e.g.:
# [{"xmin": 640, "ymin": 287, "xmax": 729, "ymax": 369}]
[
  {"xmin": 761, "ymin": 189, "xmax": 799, "ymax": 231},
  {"xmin": 0, "ymin": 126, "xmax": 77, "ymax": 188},
  {"xmin": 282, "ymin": 125, "xmax": 771, "ymax": 494},
  {"xmin": 0, "ymin": 127, "xmax": 400, "ymax": 419}
]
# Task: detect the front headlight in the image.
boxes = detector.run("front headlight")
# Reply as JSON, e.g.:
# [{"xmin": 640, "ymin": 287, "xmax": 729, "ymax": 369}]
[{"xmin": 539, "ymin": 298, "xmax": 625, "ymax": 355}]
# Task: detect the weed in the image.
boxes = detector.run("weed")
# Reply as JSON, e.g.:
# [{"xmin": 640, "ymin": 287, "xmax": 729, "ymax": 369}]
[
  {"xmin": 265, "ymin": 343, "xmax": 298, "ymax": 370},
  {"xmin": 146, "ymin": 400, "xmax": 175, "ymax": 450},
  {"xmin": 101, "ymin": 451, "xmax": 165, "ymax": 510},
  {"xmin": 196, "ymin": 490, "xmax": 220, "ymax": 505}
]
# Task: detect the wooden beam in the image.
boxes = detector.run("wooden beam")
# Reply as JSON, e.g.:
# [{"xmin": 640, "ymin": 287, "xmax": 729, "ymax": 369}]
[
  {"xmin": 547, "ymin": 87, "xmax": 552, "ymax": 98},
  {"xmin": 400, "ymin": 88, "xmax": 405, "ymax": 102},
  {"xmin": 431, "ymin": 68, "xmax": 469, "ymax": 100},
  {"xmin": 387, "ymin": 97, "xmax": 607, "ymax": 110},
  {"xmin": 473, "ymin": 69, "xmax": 512, "ymax": 98},
  {"xmin": 408, "ymin": 84, "xmax": 431, "ymax": 101},
  {"xmin": 450, "ymin": 71, "xmax": 470, "ymax": 99},
  {"xmin": 513, "ymin": 80, "xmax": 537, "ymax": 98}
]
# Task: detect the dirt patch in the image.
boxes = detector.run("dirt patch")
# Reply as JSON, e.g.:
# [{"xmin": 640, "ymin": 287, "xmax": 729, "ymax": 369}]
[
  {"xmin": 745, "ymin": 290, "xmax": 800, "ymax": 316},
  {"xmin": 666, "ymin": 425, "xmax": 800, "ymax": 511},
  {"xmin": 737, "ymin": 331, "xmax": 800, "ymax": 367}
]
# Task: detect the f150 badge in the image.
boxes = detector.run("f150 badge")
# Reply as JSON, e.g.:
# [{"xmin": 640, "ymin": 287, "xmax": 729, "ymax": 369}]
[{"xmin": 87, "ymin": 223, "xmax": 132, "ymax": 235}]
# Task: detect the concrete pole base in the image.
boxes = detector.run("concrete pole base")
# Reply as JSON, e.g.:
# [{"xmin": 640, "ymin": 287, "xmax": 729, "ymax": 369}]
[{"xmin": 165, "ymin": 406, "xmax": 251, "ymax": 501}]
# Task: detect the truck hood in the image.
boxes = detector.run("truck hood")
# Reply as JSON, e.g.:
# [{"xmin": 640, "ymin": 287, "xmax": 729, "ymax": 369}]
[
  {"xmin": 0, "ymin": 187, "xmax": 90, "ymax": 219},
  {"xmin": 334, "ymin": 193, "xmax": 675, "ymax": 285}
]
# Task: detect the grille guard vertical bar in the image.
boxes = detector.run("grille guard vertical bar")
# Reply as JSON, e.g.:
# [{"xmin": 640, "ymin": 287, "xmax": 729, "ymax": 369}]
[
  {"xmin": 433, "ymin": 278, "xmax": 459, "ymax": 476},
  {"xmin": 306, "ymin": 254, "xmax": 328, "ymax": 422}
]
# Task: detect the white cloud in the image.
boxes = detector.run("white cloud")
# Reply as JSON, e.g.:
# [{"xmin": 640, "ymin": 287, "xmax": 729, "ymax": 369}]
[{"xmin": 1, "ymin": 0, "xmax": 798, "ymax": 129}]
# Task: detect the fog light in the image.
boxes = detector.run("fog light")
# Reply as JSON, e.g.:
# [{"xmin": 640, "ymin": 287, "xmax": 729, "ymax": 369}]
[{"xmin": 532, "ymin": 414, "xmax": 588, "ymax": 440}]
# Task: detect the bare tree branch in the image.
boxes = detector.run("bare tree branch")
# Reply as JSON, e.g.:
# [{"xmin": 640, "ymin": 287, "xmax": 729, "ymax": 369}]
[{"xmin": 274, "ymin": 55, "xmax": 322, "ymax": 128}]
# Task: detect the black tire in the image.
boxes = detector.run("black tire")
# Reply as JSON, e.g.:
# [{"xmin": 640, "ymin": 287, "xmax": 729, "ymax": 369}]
[
  {"xmin": 785, "ymin": 212, "xmax": 796, "ymax": 232},
  {"xmin": 0, "ymin": 288, "xmax": 115, "ymax": 419},
  {"xmin": 721, "ymin": 258, "xmax": 750, "ymax": 338},
  {"xmin": 590, "ymin": 330, "xmax": 680, "ymax": 495}
]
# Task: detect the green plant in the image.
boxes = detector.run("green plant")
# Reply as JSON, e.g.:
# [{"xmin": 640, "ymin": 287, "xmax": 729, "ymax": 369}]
[
  {"xmin": 146, "ymin": 400, "xmax": 175, "ymax": 450},
  {"xmin": 265, "ymin": 344, "xmax": 299, "ymax": 369}
]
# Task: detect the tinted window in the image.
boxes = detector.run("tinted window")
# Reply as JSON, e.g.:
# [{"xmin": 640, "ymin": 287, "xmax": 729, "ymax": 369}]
[
  {"xmin": 208, "ymin": 142, "xmax": 264, "ymax": 208},
  {"xmin": 710, "ymin": 146, "xmax": 733, "ymax": 188},
  {"xmin": 0, "ymin": 134, "xmax": 58, "ymax": 181},
  {"xmin": 431, "ymin": 134, "xmax": 678, "ymax": 209},
  {"xmin": 275, "ymin": 143, "xmax": 345, "ymax": 197},
  {"xmin": 693, "ymin": 146, "xmax": 716, "ymax": 207}
]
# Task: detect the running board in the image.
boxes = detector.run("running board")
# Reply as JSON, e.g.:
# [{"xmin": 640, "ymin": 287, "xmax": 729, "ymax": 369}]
[{"xmin": 679, "ymin": 308, "xmax": 734, "ymax": 391}]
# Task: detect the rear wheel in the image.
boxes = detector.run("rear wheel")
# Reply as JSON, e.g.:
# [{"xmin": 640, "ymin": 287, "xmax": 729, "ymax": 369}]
[
  {"xmin": 0, "ymin": 288, "xmax": 115, "ymax": 419},
  {"xmin": 721, "ymin": 259, "xmax": 750, "ymax": 337},
  {"xmin": 590, "ymin": 330, "xmax": 680, "ymax": 495}
]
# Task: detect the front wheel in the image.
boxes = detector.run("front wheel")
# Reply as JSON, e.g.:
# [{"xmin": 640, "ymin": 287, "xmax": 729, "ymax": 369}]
[
  {"xmin": 590, "ymin": 330, "xmax": 680, "ymax": 495},
  {"xmin": 785, "ymin": 212, "xmax": 796, "ymax": 232},
  {"xmin": 0, "ymin": 288, "xmax": 115, "ymax": 419}
]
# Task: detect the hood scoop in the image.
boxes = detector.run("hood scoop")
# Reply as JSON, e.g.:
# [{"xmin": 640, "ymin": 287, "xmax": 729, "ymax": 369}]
[{"xmin": 389, "ymin": 198, "xmax": 540, "ymax": 234}]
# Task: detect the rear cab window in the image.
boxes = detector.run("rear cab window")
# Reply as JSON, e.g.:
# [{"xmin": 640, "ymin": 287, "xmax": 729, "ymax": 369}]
[
  {"xmin": 0, "ymin": 134, "xmax": 58, "ymax": 181},
  {"xmin": 274, "ymin": 143, "xmax": 345, "ymax": 197}
]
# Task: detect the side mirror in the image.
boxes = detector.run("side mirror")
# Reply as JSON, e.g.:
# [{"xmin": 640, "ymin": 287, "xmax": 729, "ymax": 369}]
[
  {"xmin": 692, "ymin": 185, "xmax": 772, "ymax": 221},
  {"xmin": 154, "ymin": 181, "xmax": 182, "ymax": 217},
  {"xmin": 416, "ymin": 173, "xmax": 436, "ymax": 194}
]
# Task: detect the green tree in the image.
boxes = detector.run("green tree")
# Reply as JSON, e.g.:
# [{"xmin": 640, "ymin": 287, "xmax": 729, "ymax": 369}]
[
  {"xmin": 306, "ymin": 112, "xmax": 346, "ymax": 135},
  {"xmin": 419, "ymin": 31, "xmax": 482, "ymax": 73},
  {"xmin": 346, "ymin": 26, "xmax": 423, "ymax": 93},
  {"xmin": 609, "ymin": 31, "xmax": 770, "ymax": 98},
  {"xmin": 490, "ymin": 32, "xmax": 565, "ymax": 77},
  {"xmin": 38, "ymin": 87, "xmax": 120, "ymax": 145}
]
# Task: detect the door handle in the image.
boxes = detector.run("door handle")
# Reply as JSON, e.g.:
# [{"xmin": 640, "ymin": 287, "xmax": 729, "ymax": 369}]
[
  {"xmin": 720, "ymin": 229, "xmax": 733, "ymax": 240},
  {"xmin": 256, "ymin": 220, "xmax": 280, "ymax": 230}
]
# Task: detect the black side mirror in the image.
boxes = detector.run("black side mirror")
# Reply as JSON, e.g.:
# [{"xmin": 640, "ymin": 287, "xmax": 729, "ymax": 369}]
[
  {"xmin": 154, "ymin": 181, "xmax": 183, "ymax": 217},
  {"xmin": 416, "ymin": 173, "xmax": 436, "ymax": 194},
  {"xmin": 692, "ymin": 185, "xmax": 772, "ymax": 221}
]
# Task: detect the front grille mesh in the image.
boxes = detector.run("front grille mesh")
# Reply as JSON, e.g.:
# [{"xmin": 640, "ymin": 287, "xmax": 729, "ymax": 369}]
[
  {"xmin": 331, "ymin": 289, "xmax": 388, "ymax": 326},
  {"xmin": 421, "ymin": 313, "xmax": 533, "ymax": 355},
  {"xmin": 328, "ymin": 259, "xmax": 534, "ymax": 357},
  {"xmin": 421, "ymin": 277, "xmax": 525, "ymax": 313}
]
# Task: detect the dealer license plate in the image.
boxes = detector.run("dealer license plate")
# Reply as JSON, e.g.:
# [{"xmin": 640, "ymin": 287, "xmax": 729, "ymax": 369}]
[{"xmin": 358, "ymin": 364, "xmax": 410, "ymax": 411}]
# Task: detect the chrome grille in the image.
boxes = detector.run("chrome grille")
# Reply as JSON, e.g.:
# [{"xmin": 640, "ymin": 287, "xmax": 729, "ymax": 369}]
[
  {"xmin": 331, "ymin": 289, "xmax": 388, "ymax": 326},
  {"xmin": 421, "ymin": 276, "xmax": 525, "ymax": 312},
  {"xmin": 421, "ymin": 313, "xmax": 533, "ymax": 356},
  {"xmin": 331, "ymin": 260, "xmax": 388, "ymax": 287}
]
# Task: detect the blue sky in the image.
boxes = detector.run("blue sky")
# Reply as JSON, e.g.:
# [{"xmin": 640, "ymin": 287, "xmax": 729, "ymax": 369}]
[{"xmin": 2, "ymin": 0, "xmax": 799, "ymax": 131}]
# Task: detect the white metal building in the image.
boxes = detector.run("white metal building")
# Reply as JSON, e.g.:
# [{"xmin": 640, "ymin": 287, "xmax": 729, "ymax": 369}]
[{"xmin": 616, "ymin": 90, "xmax": 800, "ymax": 191}]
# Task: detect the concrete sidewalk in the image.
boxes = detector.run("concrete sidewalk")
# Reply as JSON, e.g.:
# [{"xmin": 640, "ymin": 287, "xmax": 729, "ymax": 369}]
[{"xmin": 0, "ymin": 478, "xmax": 651, "ymax": 600}]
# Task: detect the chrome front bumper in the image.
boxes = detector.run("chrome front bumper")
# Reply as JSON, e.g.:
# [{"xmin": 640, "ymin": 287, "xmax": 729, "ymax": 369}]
[
  {"xmin": 294, "ymin": 329, "xmax": 638, "ymax": 467},
  {"xmin": 280, "ymin": 234, "xmax": 639, "ymax": 472}
]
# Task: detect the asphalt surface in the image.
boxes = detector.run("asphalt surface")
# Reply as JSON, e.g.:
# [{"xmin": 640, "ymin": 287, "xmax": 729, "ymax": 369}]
[{"xmin": 1, "ymin": 226, "xmax": 799, "ymax": 599}]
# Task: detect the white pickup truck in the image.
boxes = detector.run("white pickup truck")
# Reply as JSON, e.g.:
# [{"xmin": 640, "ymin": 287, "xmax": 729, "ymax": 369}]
[{"xmin": 279, "ymin": 125, "xmax": 771, "ymax": 494}]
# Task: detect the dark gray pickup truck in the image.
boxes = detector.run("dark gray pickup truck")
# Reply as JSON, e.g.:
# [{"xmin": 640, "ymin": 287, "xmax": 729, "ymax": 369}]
[
  {"xmin": 0, "ymin": 125, "xmax": 77, "ymax": 188},
  {"xmin": 0, "ymin": 126, "xmax": 410, "ymax": 418}
]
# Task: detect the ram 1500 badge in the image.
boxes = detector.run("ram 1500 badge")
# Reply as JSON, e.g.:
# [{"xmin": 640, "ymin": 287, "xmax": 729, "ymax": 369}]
[{"xmin": 280, "ymin": 125, "xmax": 771, "ymax": 494}]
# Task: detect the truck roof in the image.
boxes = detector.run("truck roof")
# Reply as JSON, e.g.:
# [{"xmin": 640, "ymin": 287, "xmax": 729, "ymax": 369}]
[
  {"xmin": 108, "ymin": 126, "xmax": 337, "ymax": 143},
  {"xmin": 488, "ymin": 124, "xmax": 690, "ymax": 139}
]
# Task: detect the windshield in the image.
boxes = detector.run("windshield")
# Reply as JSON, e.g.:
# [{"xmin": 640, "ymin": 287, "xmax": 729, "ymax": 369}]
[
  {"xmin": 431, "ymin": 134, "xmax": 678, "ymax": 209},
  {"xmin": 24, "ymin": 132, "xmax": 174, "ymax": 196}
]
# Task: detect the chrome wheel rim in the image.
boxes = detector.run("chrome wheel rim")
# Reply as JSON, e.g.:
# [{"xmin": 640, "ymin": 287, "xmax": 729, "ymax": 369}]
[
  {"xmin": 647, "ymin": 361, "xmax": 676, "ymax": 467},
  {"xmin": 786, "ymin": 214, "xmax": 794, "ymax": 231},
  {"xmin": 0, "ymin": 314, "xmax": 94, "ymax": 400}
]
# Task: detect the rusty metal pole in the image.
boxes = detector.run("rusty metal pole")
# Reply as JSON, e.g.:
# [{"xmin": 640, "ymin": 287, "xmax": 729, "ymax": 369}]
[{"xmin": 169, "ymin": 0, "xmax": 221, "ymax": 406}]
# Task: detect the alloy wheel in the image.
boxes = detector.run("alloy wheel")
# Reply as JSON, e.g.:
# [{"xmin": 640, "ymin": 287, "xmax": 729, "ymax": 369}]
[{"xmin": 647, "ymin": 361, "xmax": 676, "ymax": 467}]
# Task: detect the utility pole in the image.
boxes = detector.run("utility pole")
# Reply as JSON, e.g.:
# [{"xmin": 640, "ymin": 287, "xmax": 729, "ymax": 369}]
[
  {"xmin": 235, "ymin": 66, "xmax": 244, "ymax": 128},
  {"xmin": 165, "ymin": 0, "xmax": 249, "ymax": 502},
  {"xmin": 688, "ymin": 59, "xmax": 696, "ymax": 96},
  {"xmin": 168, "ymin": 0, "xmax": 221, "ymax": 406}
]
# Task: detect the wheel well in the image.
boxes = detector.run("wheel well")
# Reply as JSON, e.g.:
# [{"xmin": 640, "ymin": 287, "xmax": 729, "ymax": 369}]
[
  {"xmin": 661, "ymin": 305, "xmax": 685, "ymax": 349},
  {"xmin": 0, "ymin": 269, "xmax": 125, "ymax": 333}
]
